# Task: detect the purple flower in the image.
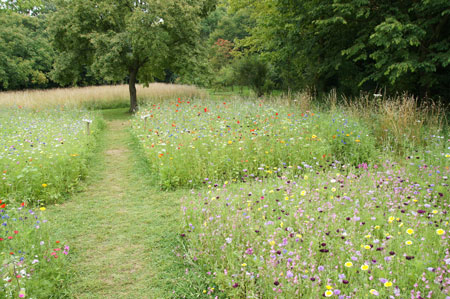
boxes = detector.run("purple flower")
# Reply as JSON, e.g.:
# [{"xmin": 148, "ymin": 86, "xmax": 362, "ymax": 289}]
[
  {"xmin": 286, "ymin": 270, "xmax": 294, "ymax": 278},
  {"xmin": 245, "ymin": 248, "xmax": 254, "ymax": 255},
  {"xmin": 318, "ymin": 266, "xmax": 324, "ymax": 271}
]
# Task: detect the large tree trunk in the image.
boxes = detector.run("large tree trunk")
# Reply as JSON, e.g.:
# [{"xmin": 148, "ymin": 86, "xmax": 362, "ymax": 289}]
[{"xmin": 129, "ymin": 68, "xmax": 138, "ymax": 113}]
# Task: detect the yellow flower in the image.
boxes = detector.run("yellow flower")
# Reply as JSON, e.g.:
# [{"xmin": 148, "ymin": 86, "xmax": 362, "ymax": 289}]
[
  {"xmin": 355, "ymin": 139, "xmax": 361, "ymax": 142},
  {"xmin": 406, "ymin": 228, "xmax": 414, "ymax": 235},
  {"xmin": 361, "ymin": 264, "xmax": 369, "ymax": 271},
  {"xmin": 365, "ymin": 234, "xmax": 371, "ymax": 238},
  {"xmin": 432, "ymin": 210, "xmax": 438, "ymax": 214},
  {"xmin": 331, "ymin": 187, "xmax": 337, "ymax": 192},
  {"xmin": 312, "ymin": 135, "xmax": 317, "ymax": 139},
  {"xmin": 445, "ymin": 154, "xmax": 450, "ymax": 158},
  {"xmin": 344, "ymin": 262, "xmax": 353, "ymax": 267},
  {"xmin": 364, "ymin": 245, "xmax": 371, "ymax": 250},
  {"xmin": 227, "ymin": 140, "xmax": 233, "ymax": 144},
  {"xmin": 40, "ymin": 207, "xmax": 46, "ymax": 211},
  {"xmin": 42, "ymin": 183, "xmax": 48, "ymax": 188},
  {"xmin": 384, "ymin": 281, "xmax": 393, "ymax": 287},
  {"xmin": 405, "ymin": 240, "xmax": 412, "ymax": 245},
  {"xmin": 374, "ymin": 225, "xmax": 380, "ymax": 229},
  {"xmin": 269, "ymin": 240, "xmax": 275, "ymax": 246},
  {"xmin": 436, "ymin": 229, "xmax": 445, "ymax": 235},
  {"xmin": 304, "ymin": 175, "xmax": 308, "ymax": 180},
  {"xmin": 241, "ymin": 263, "xmax": 247, "ymax": 267},
  {"xmin": 369, "ymin": 289, "xmax": 379, "ymax": 295},
  {"xmin": 388, "ymin": 216, "xmax": 395, "ymax": 223},
  {"xmin": 325, "ymin": 290, "xmax": 333, "ymax": 297},
  {"xmin": 301, "ymin": 190, "xmax": 306, "ymax": 196},
  {"xmin": 296, "ymin": 234, "xmax": 303, "ymax": 238},
  {"xmin": 326, "ymin": 285, "xmax": 333, "ymax": 290}
]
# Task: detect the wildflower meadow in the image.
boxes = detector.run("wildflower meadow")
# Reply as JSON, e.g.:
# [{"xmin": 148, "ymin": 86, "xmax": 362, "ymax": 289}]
[
  {"xmin": 131, "ymin": 96, "xmax": 449, "ymax": 298},
  {"xmin": 0, "ymin": 108, "xmax": 102, "ymax": 298}
]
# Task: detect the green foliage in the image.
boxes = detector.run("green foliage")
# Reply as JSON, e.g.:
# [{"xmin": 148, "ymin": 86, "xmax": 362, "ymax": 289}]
[
  {"xmin": 0, "ymin": 12, "xmax": 53, "ymax": 90},
  {"xmin": 0, "ymin": 0, "xmax": 42, "ymax": 14},
  {"xmin": 233, "ymin": 55, "xmax": 274, "ymax": 96},
  {"xmin": 230, "ymin": 0, "xmax": 450, "ymax": 99}
]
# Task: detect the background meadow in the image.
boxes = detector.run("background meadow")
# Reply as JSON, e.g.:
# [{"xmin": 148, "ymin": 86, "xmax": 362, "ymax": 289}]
[{"xmin": 0, "ymin": 84, "xmax": 207, "ymax": 110}]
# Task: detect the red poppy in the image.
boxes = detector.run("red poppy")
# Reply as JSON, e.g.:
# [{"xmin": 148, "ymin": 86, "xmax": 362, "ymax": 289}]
[{"xmin": 0, "ymin": 204, "xmax": 5, "ymax": 208}]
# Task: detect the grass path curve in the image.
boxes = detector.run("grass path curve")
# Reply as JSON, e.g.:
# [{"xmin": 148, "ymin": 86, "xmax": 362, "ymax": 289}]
[{"xmin": 47, "ymin": 109, "xmax": 193, "ymax": 298}]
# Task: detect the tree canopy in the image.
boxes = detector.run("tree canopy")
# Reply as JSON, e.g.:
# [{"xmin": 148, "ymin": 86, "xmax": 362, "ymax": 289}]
[
  {"xmin": 228, "ymin": 0, "xmax": 450, "ymax": 98},
  {"xmin": 0, "ymin": 11, "xmax": 53, "ymax": 90},
  {"xmin": 49, "ymin": 0, "xmax": 215, "ymax": 112}
]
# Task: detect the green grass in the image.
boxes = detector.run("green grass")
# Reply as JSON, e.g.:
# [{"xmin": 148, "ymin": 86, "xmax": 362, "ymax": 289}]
[{"xmin": 45, "ymin": 108, "xmax": 217, "ymax": 298}]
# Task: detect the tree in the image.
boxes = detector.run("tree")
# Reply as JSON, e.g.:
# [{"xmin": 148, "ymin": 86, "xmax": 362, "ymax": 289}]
[
  {"xmin": 234, "ymin": 55, "xmax": 274, "ymax": 97},
  {"xmin": 0, "ymin": 11, "xmax": 54, "ymax": 90},
  {"xmin": 230, "ymin": 0, "xmax": 450, "ymax": 99},
  {"xmin": 50, "ymin": 0, "xmax": 215, "ymax": 112}
]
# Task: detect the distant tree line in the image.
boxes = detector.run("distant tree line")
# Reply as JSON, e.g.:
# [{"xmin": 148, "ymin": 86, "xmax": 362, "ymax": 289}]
[
  {"xmin": 1, "ymin": 0, "xmax": 449, "ymax": 102},
  {"xmin": 193, "ymin": 0, "xmax": 449, "ymax": 100}
]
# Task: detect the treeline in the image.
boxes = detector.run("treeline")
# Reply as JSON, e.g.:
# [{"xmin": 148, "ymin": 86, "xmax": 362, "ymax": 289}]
[
  {"xmin": 1, "ymin": 0, "xmax": 449, "ymax": 101},
  {"xmin": 195, "ymin": 0, "xmax": 450, "ymax": 100}
]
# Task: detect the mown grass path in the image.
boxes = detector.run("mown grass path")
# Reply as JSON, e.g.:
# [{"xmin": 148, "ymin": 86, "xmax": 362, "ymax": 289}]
[{"xmin": 47, "ymin": 109, "xmax": 189, "ymax": 298}]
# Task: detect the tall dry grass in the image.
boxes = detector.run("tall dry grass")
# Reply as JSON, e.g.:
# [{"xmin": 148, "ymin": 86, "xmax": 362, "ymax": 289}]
[
  {"xmin": 0, "ymin": 83, "xmax": 207, "ymax": 109},
  {"xmin": 274, "ymin": 89, "xmax": 314, "ymax": 113},
  {"xmin": 341, "ymin": 92, "xmax": 446, "ymax": 151}
]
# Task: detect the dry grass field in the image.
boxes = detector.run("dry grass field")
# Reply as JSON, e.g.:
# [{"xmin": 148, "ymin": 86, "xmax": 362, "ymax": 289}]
[{"xmin": 0, "ymin": 83, "xmax": 207, "ymax": 109}]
